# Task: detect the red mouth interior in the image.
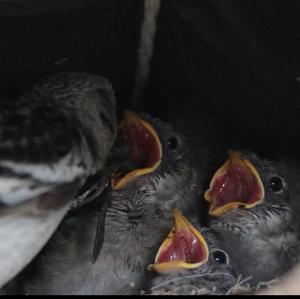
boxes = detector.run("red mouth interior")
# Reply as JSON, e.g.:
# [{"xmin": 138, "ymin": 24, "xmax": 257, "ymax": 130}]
[
  {"xmin": 156, "ymin": 230, "xmax": 206, "ymax": 264},
  {"xmin": 209, "ymin": 163, "xmax": 262, "ymax": 209},
  {"xmin": 123, "ymin": 121, "xmax": 160, "ymax": 168}
]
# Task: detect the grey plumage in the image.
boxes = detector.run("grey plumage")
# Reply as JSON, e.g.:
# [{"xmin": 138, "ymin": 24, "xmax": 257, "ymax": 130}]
[
  {"xmin": 208, "ymin": 151, "xmax": 300, "ymax": 286},
  {"xmin": 0, "ymin": 72, "xmax": 117, "ymax": 206},
  {"xmin": 4, "ymin": 112, "xmax": 216, "ymax": 295},
  {"xmin": 0, "ymin": 72, "xmax": 117, "ymax": 288}
]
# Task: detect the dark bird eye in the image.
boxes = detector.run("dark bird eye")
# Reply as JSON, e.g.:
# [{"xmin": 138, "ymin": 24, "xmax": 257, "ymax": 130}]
[
  {"xmin": 213, "ymin": 250, "xmax": 228, "ymax": 265},
  {"xmin": 167, "ymin": 136, "xmax": 178, "ymax": 150},
  {"xmin": 270, "ymin": 176, "xmax": 284, "ymax": 192}
]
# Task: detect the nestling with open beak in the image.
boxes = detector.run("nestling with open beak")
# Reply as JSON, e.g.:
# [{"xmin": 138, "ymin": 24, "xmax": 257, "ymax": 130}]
[
  {"xmin": 204, "ymin": 150, "xmax": 300, "ymax": 285},
  {"xmin": 144, "ymin": 209, "xmax": 237, "ymax": 295},
  {"xmin": 0, "ymin": 72, "xmax": 117, "ymax": 288},
  {"xmin": 4, "ymin": 111, "xmax": 217, "ymax": 295}
]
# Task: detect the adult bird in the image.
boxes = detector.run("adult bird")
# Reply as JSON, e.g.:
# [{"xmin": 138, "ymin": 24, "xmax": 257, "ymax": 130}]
[
  {"xmin": 3, "ymin": 110, "xmax": 219, "ymax": 294},
  {"xmin": 144, "ymin": 209, "xmax": 237, "ymax": 295},
  {"xmin": 204, "ymin": 150, "xmax": 300, "ymax": 285},
  {"xmin": 0, "ymin": 72, "xmax": 117, "ymax": 288}
]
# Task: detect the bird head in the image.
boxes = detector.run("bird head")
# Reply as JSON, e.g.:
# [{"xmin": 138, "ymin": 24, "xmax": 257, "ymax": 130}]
[
  {"xmin": 28, "ymin": 72, "xmax": 118, "ymax": 169},
  {"xmin": 109, "ymin": 111, "xmax": 199, "ymax": 220},
  {"xmin": 205, "ymin": 150, "xmax": 298, "ymax": 285},
  {"xmin": 111, "ymin": 111, "xmax": 194, "ymax": 189}
]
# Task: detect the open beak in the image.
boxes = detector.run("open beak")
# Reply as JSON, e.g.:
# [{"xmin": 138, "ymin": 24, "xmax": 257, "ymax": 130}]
[
  {"xmin": 148, "ymin": 209, "xmax": 209, "ymax": 273},
  {"xmin": 111, "ymin": 111, "xmax": 162, "ymax": 190},
  {"xmin": 204, "ymin": 150, "xmax": 265, "ymax": 217}
]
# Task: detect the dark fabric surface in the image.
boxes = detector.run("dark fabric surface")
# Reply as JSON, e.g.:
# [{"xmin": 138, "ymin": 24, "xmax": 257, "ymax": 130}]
[
  {"xmin": 0, "ymin": 0, "xmax": 143, "ymax": 113},
  {"xmin": 1, "ymin": 1, "xmax": 300, "ymax": 159},
  {"xmin": 145, "ymin": 0, "xmax": 300, "ymax": 158}
]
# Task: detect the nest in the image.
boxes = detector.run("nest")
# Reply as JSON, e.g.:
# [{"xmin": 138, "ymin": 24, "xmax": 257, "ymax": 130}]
[{"xmin": 141, "ymin": 268, "xmax": 298, "ymax": 295}]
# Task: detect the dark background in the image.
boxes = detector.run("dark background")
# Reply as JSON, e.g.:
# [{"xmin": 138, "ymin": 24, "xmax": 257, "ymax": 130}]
[
  {"xmin": 0, "ymin": 0, "xmax": 143, "ymax": 105},
  {"xmin": 1, "ymin": 0, "xmax": 300, "ymax": 159}
]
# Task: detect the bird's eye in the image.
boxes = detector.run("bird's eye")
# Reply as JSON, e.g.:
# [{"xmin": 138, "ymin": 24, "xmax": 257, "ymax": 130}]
[
  {"xmin": 212, "ymin": 250, "xmax": 229, "ymax": 265},
  {"xmin": 270, "ymin": 176, "xmax": 284, "ymax": 193},
  {"xmin": 167, "ymin": 136, "xmax": 178, "ymax": 150}
]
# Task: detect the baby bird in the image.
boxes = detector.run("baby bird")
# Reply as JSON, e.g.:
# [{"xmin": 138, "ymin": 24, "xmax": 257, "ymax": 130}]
[
  {"xmin": 144, "ymin": 209, "xmax": 237, "ymax": 295},
  {"xmin": 0, "ymin": 72, "xmax": 117, "ymax": 288},
  {"xmin": 204, "ymin": 150, "xmax": 300, "ymax": 286},
  {"xmin": 4, "ymin": 111, "xmax": 216, "ymax": 295}
]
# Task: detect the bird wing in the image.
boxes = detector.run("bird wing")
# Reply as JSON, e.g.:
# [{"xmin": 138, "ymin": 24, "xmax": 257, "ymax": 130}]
[
  {"xmin": 0, "ymin": 98, "xmax": 86, "ymax": 206},
  {"xmin": 0, "ymin": 200, "xmax": 72, "ymax": 288}
]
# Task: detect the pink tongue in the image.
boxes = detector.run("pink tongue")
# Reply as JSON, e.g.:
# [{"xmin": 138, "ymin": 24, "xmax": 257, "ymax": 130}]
[
  {"xmin": 123, "ymin": 123, "xmax": 159, "ymax": 168},
  {"xmin": 156, "ymin": 231, "xmax": 206, "ymax": 264},
  {"xmin": 210, "ymin": 164, "xmax": 261, "ymax": 208}
]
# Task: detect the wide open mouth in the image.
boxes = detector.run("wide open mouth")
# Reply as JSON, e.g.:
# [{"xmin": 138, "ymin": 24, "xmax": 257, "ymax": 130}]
[
  {"xmin": 111, "ymin": 111, "xmax": 162, "ymax": 190},
  {"xmin": 148, "ymin": 209, "xmax": 209, "ymax": 273},
  {"xmin": 204, "ymin": 150, "xmax": 265, "ymax": 217}
]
